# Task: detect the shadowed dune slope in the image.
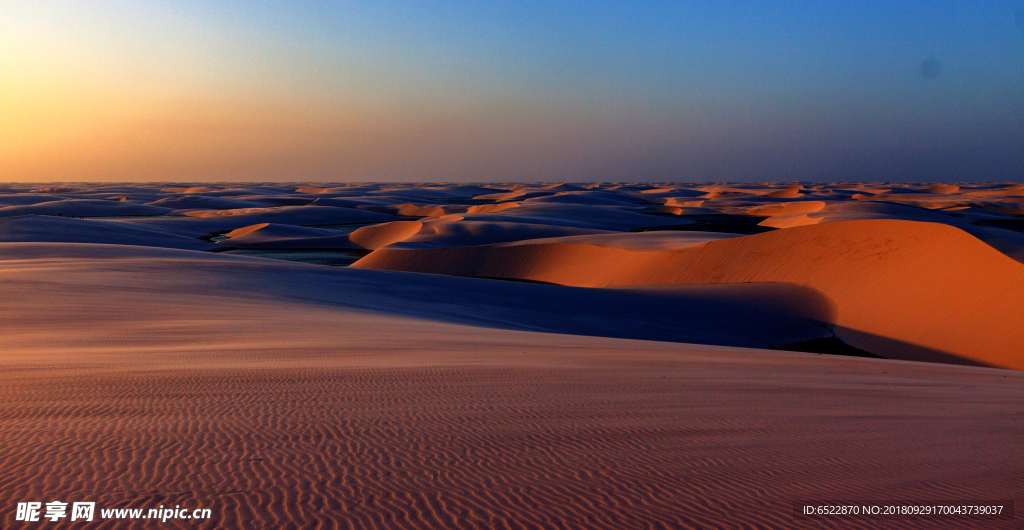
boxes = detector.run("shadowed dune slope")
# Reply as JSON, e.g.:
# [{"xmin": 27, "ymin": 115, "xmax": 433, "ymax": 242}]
[
  {"xmin": 0, "ymin": 199, "xmax": 172, "ymax": 217},
  {"xmin": 355, "ymin": 219, "xmax": 1024, "ymax": 370},
  {"xmin": 146, "ymin": 195, "xmax": 268, "ymax": 210},
  {"xmin": 217, "ymin": 223, "xmax": 359, "ymax": 249},
  {"xmin": 0, "ymin": 215, "xmax": 215, "ymax": 250},
  {"xmin": 389, "ymin": 221, "xmax": 610, "ymax": 249},
  {"xmin": 0, "ymin": 243, "xmax": 833, "ymax": 350}
]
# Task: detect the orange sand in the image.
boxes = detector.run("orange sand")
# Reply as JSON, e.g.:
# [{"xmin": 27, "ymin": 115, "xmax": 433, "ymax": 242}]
[{"xmin": 355, "ymin": 219, "xmax": 1024, "ymax": 369}]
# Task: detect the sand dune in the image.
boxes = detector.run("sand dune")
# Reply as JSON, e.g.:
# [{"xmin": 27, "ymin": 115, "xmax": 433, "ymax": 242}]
[
  {"xmin": 182, "ymin": 206, "xmax": 309, "ymax": 218},
  {"xmin": 180, "ymin": 205, "xmax": 396, "ymax": 225},
  {"xmin": 524, "ymin": 190, "xmax": 649, "ymax": 206},
  {"xmin": 146, "ymin": 195, "xmax": 270, "ymax": 210},
  {"xmin": 539, "ymin": 183, "xmax": 586, "ymax": 191},
  {"xmin": 388, "ymin": 220, "xmax": 610, "ymax": 249},
  {"xmin": 348, "ymin": 221, "xmax": 426, "ymax": 250},
  {"xmin": 764, "ymin": 185, "xmax": 804, "ymax": 198},
  {"xmin": 369, "ymin": 187, "xmax": 493, "ymax": 202},
  {"xmin": 747, "ymin": 200, "xmax": 825, "ymax": 217},
  {"xmin": 160, "ymin": 186, "xmax": 214, "ymax": 194},
  {"xmin": 295, "ymin": 186, "xmax": 349, "ymax": 194},
  {"xmin": 0, "ymin": 215, "xmax": 215, "ymax": 250},
  {"xmin": 0, "ymin": 242, "xmax": 837, "ymax": 350},
  {"xmin": 752, "ymin": 201, "xmax": 1024, "ymax": 263},
  {"xmin": 218, "ymin": 223, "xmax": 358, "ymax": 249},
  {"xmin": 495, "ymin": 230, "xmax": 740, "ymax": 252},
  {"xmin": 216, "ymin": 220, "xmax": 608, "ymax": 251},
  {"xmin": 465, "ymin": 202, "xmax": 519, "ymax": 214},
  {"xmin": 0, "ymin": 199, "xmax": 172, "ymax": 217},
  {"xmin": 455, "ymin": 202, "xmax": 678, "ymax": 230},
  {"xmin": 926, "ymin": 184, "xmax": 960, "ymax": 194},
  {"xmin": 473, "ymin": 189, "xmax": 555, "ymax": 201},
  {"xmin": 112, "ymin": 205, "xmax": 399, "ymax": 241},
  {"xmin": 390, "ymin": 203, "xmax": 453, "ymax": 217},
  {"xmin": 663, "ymin": 200, "xmax": 708, "ymax": 210},
  {"xmin": 356, "ymin": 219, "xmax": 1024, "ymax": 370},
  {"xmin": 224, "ymin": 222, "xmax": 279, "ymax": 238},
  {"xmin": 759, "ymin": 211, "xmax": 824, "ymax": 228},
  {"xmin": 0, "ymin": 193, "xmax": 71, "ymax": 206}
]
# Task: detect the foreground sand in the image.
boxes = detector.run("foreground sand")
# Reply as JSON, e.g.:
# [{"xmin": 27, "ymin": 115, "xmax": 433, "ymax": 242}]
[{"xmin": 1, "ymin": 244, "xmax": 1021, "ymax": 529}]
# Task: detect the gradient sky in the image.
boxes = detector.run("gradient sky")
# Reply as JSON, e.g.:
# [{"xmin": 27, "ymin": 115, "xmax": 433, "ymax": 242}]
[{"xmin": 2, "ymin": 1, "xmax": 1023, "ymax": 182}]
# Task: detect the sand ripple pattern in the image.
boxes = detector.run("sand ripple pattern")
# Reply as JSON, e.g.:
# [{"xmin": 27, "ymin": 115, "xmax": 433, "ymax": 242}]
[{"xmin": 1, "ymin": 362, "xmax": 1021, "ymax": 529}]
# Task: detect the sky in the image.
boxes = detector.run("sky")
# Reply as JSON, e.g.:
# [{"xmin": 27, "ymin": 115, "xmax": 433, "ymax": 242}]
[{"xmin": 1, "ymin": 1, "xmax": 1023, "ymax": 183}]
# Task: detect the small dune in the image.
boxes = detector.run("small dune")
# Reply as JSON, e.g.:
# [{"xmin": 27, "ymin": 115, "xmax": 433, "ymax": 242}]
[
  {"xmin": 0, "ymin": 199, "xmax": 172, "ymax": 218},
  {"xmin": 747, "ymin": 200, "xmax": 825, "ymax": 217},
  {"xmin": 393, "ymin": 203, "xmax": 450, "ymax": 217},
  {"xmin": 217, "ymin": 223, "xmax": 359, "ymax": 249},
  {"xmin": 663, "ymin": 198, "xmax": 705, "ymax": 207},
  {"xmin": 225, "ymin": 222, "xmax": 272, "ymax": 238},
  {"xmin": 764, "ymin": 186, "xmax": 804, "ymax": 198},
  {"xmin": 160, "ymin": 186, "xmax": 213, "ymax": 194},
  {"xmin": 147, "ymin": 195, "xmax": 266, "ymax": 210},
  {"xmin": 295, "ymin": 186, "xmax": 347, "ymax": 194},
  {"xmin": 466, "ymin": 202, "xmax": 519, "ymax": 214},
  {"xmin": 759, "ymin": 212, "xmax": 825, "ymax": 228},
  {"xmin": 0, "ymin": 215, "xmax": 214, "ymax": 250},
  {"xmin": 926, "ymin": 184, "xmax": 960, "ymax": 194},
  {"xmin": 387, "ymin": 220, "xmax": 610, "ymax": 249},
  {"xmin": 348, "ymin": 221, "xmax": 424, "ymax": 250}
]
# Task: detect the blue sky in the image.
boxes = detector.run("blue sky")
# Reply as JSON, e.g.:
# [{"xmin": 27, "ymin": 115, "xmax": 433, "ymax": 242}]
[{"xmin": 2, "ymin": 1, "xmax": 1022, "ymax": 181}]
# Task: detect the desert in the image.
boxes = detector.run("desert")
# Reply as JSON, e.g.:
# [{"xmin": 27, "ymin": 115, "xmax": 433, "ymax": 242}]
[
  {"xmin": 0, "ymin": 181, "xmax": 1022, "ymax": 528},
  {"xmin": 6, "ymin": 2, "xmax": 1024, "ymax": 526}
]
